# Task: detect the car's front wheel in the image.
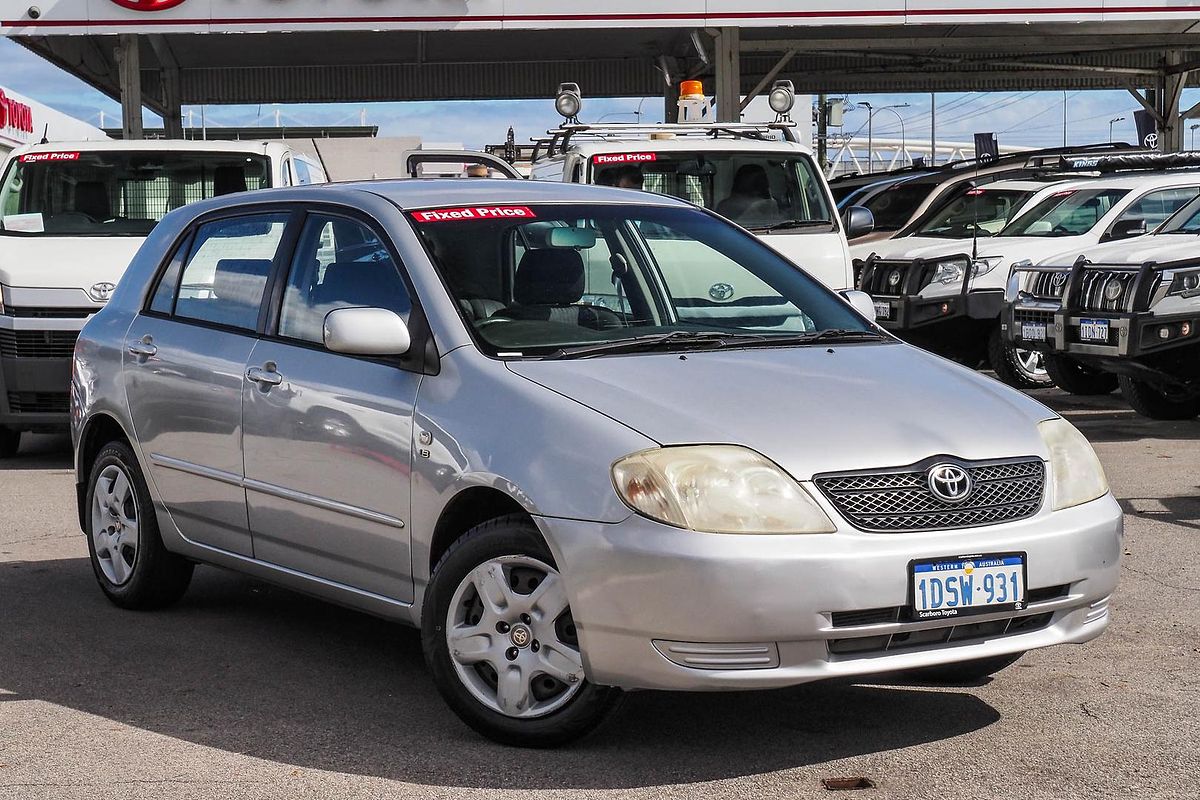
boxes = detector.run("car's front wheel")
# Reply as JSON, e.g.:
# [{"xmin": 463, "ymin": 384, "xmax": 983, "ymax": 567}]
[
  {"xmin": 1044, "ymin": 354, "xmax": 1119, "ymax": 395},
  {"xmin": 988, "ymin": 327, "xmax": 1052, "ymax": 389},
  {"xmin": 422, "ymin": 515, "xmax": 621, "ymax": 747},
  {"xmin": 85, "ymin": 441, "xmax": 194, "ymax": 609},
  {"xmin": 1118, "ymin": 376, "xmax": 1200, "ymax": 420}
]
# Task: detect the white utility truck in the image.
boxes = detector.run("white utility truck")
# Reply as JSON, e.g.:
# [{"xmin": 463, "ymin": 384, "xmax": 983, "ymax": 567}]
[
  {"xmin": 528, "ymin": 81, "xmax": 872, "ymax": 296},
  {"xmin": 0, "ymin": 139, "xmax": 325, "ymax": 455}
]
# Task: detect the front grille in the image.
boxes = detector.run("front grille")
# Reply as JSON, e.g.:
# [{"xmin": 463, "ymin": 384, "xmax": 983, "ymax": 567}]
[
  {"xmin": 859, "ymin": 260, "xmax": 933, "ymax": 296},
  {"xmin": 829, "ymin": 584, "xmax": 1070, "ymax": 629},
  {"xmin": 828, "ymin": 612, "xmax": 1054, "ymax": 656},
  {"xmin": 0, "ymin": 329, "xmax": 79, "ymax": 358},
  {"xmin": 1028, "ymin": 270, "xmax": 1068, "ymax": 300},
  {"xmin": 1076, "ymin": 268, "xmax": 1162, "ymax": 312},
  {"xmin": 815, "ymin": 458, "xmax": 1045, "ymax": 532},
  {"xmin": 6, "ymin": 306, "xmax": 98, "ymax": 319},
  {"xmin": 6, "ymin": 391, "xmax": 69, "ymax": 414}
]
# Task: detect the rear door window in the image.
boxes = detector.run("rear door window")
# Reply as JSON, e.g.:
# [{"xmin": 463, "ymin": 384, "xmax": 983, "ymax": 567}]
[
  {"xmin": 169, "ymin": 213, "xmax": 290, "ymax": 331},
  {"xmin": 1119, "ymin": 187, "xmax": 1200, "ymax": 230}
]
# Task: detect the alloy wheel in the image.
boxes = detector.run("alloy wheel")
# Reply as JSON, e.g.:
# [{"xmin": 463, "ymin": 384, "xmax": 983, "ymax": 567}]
[
  {"xmin": 445, "ymin": 555, "xmax": 584, "ymax": 719},
  {"xmin": 91, "ymin": 464, "xmax": 140, "ymax": 586}
]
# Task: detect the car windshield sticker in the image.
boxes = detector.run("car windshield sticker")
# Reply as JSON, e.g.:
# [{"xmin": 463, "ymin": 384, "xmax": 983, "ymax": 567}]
[
  {"xmin": 593, "ymin": 153, "xmax": 658, "ymax": 165},
  {"xmin": 20, "ymin": 152, "xmax": 81, "ymax": 163},
  {"xmin": 412, "ymin": 206, "xmax": 537, "ymax": 223}
]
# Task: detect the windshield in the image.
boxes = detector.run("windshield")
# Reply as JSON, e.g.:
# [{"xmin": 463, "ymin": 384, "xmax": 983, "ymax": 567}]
[
  {"xmin": 0, "ymin": 150, "xmax": 271, "ymax": 237},
  {"xmin": 999, "ymin": 188, "xmax": 1128, "ymax": 238},
  {"xmin": 913, "ymin": 188, "xmax": 1036, "ymax": 238},
  {"xmin": 411, "ymin": 203, "xmax": 875, "ymax": 358},
  {"xmin": 589, "ymin": 151, "xmax": 833, "ymax": 231},
  {"xmin": 861, "ymin": 180, "xmax": 936, "ymax": 231},
  {"xmin": 1156, "ymin": 193, "xmax": 1200, "ymax": 234}
]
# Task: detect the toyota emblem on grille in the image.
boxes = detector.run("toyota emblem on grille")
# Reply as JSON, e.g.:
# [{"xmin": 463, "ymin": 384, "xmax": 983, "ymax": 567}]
[
  {"xmin": 88, "ymin": 282, "xmax": 116, "ymax": 302},
  {"xmin": 709, "ymin": 282, "xmax": 735, "ymax": 301},
  {"xmin": 927, "ymin": 463, "xmax": 973, "ymax": 503},
  {"xmin": 1103, "ymin": 279, "xmax": 1124, "ymax": 302},
  {"xmin": 888, "ymin": 270, "xmax": 903, "ymax": 288},
  {"xmin": 1051, "ymin": 272, "xmax": 1068, "ymax": 288}
]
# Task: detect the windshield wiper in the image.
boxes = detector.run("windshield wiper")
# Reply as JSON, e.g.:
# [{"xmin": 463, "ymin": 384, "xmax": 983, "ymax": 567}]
[
  {"xmin": 542, "ymin": 331, "xmax": 740, "ymax": 360},
  {"xmin": 542, "ymin": 328, "xmax": 884, "ymax": 360},
  {"xmin": 751, "ymin": 219, "xmax": 834, "ymax": 232}
]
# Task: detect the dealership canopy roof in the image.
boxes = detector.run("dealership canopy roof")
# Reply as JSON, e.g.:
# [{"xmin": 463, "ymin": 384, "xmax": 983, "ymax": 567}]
[{"xmin": 6, "ymin": 2, "xmax": 1200, "ymax": 147}]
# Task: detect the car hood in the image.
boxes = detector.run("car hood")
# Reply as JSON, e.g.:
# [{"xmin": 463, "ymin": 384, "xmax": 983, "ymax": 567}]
[
  {"xmin": 850, "ymin": 235, "xmax": 976, "ymax": 262},
  {"xmin": 1038, "ymin": 234, "xmax": 1200, "ymax": 265},
  {"xmin": 0, "ymin": 236, "xmax": 144, "ymax": 289},
  {"xmin": 507, "ymin": 342, "xmax": 1055, "ymax": 480}
]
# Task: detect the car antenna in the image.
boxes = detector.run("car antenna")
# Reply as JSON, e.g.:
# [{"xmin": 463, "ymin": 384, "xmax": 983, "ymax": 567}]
[{"xmin": 39, "ymin": 124, "xmax": 49, "ymax": 145}]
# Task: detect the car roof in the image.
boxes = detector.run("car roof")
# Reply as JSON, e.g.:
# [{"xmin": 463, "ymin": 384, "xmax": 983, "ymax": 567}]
[
  {"xmin": 1054, "ymin": 171, "xmax": 1200, "ymax": 190},
  {"xmin": 334, "ymin": 178, "xmax": 695, "ymax": 210},
  {"xmin": 565, "ymin": 137, "xmax": 809, "ymax": 156},
  {"xmin": 9, "ymin": 139, "xmax": 281, "ymax": 156}
]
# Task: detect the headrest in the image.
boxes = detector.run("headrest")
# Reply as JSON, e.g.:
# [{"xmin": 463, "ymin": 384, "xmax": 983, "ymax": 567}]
[
  {"xmin": 514, "ymin": 249, "xmax": 585, "ymax": 306},
  {"xmin": 213, "ymin": 166, "xmax": 248, "ymax": 197},
  {"xmin": 312, "ymin": 260, "xmax": 410, "ymax": 312},
  {"xmin": 213, "ymin": 258, "xmax": 272, "ymax": 309}
]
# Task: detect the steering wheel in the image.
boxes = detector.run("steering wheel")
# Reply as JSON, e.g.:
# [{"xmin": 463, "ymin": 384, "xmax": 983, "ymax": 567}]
[
  {"xmin": 1052, "ymin": 224, "xmax": 1072, "ymax": 235},
  {"xmin": 53, "ymin": 211, "xmax": 98, "ymax": 224}
]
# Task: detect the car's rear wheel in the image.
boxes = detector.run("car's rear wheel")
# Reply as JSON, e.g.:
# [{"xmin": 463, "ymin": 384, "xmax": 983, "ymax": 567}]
[
  {"xmin": 85, "ymin": 441, "xmax": 193, "ymax": 609},
  {"xmin": 1118, "ymin": 375, "xmax": 1200, "ymax": 420},
  {"xmin": 1044, "ymin": 354, "xmax": 1119, "ymax": 395},
  {"xmin": 421, "ymin": 515, "xmax": 621, "ymax": 747},
  {"xmin": 988, "ymin": 327, "xmax": 1052, "ymax": 389},
  {"xmin": 0, "ymin": 426, "xmax": 19, "ymax": 459},
  {"xmin": 905, "ymin": 652, "xmax": 1025, "ymax": 684}
]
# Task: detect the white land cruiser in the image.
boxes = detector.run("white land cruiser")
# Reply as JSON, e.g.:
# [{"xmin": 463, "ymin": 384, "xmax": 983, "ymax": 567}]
[
  {"xmin": 529, "ymin": 83, "xmax": 871, "ymax": 295},
  {"xmin": 857, "ymin": 169, "xmax": 1200, "ymax": 388},
  {"xmin": 0, "ymin": 139, "xmax": 325, "ymax": 455}
]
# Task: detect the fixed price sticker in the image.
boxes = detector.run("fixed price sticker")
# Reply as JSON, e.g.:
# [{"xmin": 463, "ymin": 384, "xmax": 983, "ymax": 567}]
[
  {"xmin": 21, "ymin": 152, "xmax": 81, "ymax": 163},
  {"xmin": 412, "ymin": 206, "xmax": 537, "ymax": 223},
  {"xmin": 593, "ymin": 153, "xmax": 657, "ymax": 165}
]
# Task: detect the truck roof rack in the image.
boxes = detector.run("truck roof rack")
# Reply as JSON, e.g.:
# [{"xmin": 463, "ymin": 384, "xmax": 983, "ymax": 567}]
[
  {"xmin": 531, "ymin": 121, "xmax": 799, "ymax": 161},
  {"xmin": 1044, "ymin": 151, "xmax": 1200, "ymax": 174}
]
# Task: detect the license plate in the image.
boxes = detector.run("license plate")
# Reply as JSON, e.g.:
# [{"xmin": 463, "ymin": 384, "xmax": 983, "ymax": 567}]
[
  {"xmin": 1079, "ymin": 318, "xmax": 1110, "ymax": 342},
  {"xmin": 1021, "ymin": 322, "xmax": 1047, "ymax": 341},
  {"xmin": 873, "ymin": 301, "xmax": 891, "ymax": 320},
  {"xmin": 910, "ymin": 554, "xmax": 1026, "ymax": 620}
]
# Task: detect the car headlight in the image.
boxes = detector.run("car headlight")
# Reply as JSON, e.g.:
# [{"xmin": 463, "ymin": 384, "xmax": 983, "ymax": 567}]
[
  {"xmin": 611, "ymin": 445, "xmax": 836, "ymax": 534},
  {"xmin": 971, "ymin": 255, "xmax": 1004, "ymax": 277},
  {"xmin": 1038, "ymin": 418, "xmax": 1109, "ymax": 511},
  {"xmin": 932, "ymin": 257, "xmax": 969, "ymax": 285}
]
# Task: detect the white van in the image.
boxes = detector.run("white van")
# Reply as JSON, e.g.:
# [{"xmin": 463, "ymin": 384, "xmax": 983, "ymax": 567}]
[
  {"xmin": 529, "ymin": 85, "xmax": 871, "ymax": 294},
  {"xmin": 0, "ymin": 139, "xmax": 325, "ymax": 455}
]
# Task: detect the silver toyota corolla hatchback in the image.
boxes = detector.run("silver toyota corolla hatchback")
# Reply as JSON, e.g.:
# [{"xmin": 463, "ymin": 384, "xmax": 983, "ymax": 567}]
[{"xmin": 72, "ymin": 180, "xmax": 1121, "ymax": 746}]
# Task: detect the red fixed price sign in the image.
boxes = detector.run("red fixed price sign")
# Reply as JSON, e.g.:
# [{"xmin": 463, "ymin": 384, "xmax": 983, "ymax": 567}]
[
  {"xmin": 593, "ymin": 153, "xmax": 657, "ymax": 165},
  {"xmin": 21, "ymin": 152, "xmax": 81, "ymax": 163},
  {"xmin": 412, "ymin": 206, "xmax": 537, "ymax": 223}
]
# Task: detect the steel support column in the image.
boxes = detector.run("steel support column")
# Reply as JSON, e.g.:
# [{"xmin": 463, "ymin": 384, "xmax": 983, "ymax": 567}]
[
  {"xmin": 713, "ymin": 27, "xmax": 740, "ymax": 123},
  {"xmin": 1160, "ymin": 50, "xmax": 1188, "ymax": 152},
  {"xmin": 115, "ymin": 34, "xmax": 143, "ymax": 140}
]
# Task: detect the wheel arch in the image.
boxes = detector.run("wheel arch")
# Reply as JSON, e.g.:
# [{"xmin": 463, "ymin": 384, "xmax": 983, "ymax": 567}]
[
  {"xmin": 75, "ymin": 413, "xmax": 135, "ymax": 532},
  {"xmin": 427, "ymin": 486, "xmax": 533, "ymax": 578}
]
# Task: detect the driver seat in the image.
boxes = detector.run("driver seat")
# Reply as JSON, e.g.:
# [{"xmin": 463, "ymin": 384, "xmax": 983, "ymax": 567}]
[{"xmin": 498, "ymin": 249, "xmax": 621, "ymax": 330}]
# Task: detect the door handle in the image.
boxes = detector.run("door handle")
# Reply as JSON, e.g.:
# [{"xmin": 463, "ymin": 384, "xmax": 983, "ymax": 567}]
[
  {"xmin": 128, "ymin": 337, "xmax": 157, "ymax": 358},
  {"xmin": 246, "ymin": 365, "xmax": 283, "ymax": 387}
]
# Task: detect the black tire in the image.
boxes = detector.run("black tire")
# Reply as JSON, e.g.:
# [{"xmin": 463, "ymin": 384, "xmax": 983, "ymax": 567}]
[
  {"xmin": 904, "ymin": 652, "xmax": 1025, "ymax": 685},
  {"xmin": 1118, "ymin": 375, "xmax": 1200, "ymax": 420},
  {"xmin": 85, "ymin": 441, "xmax": 193, "ymax": 609},
  {"xmin": 988, "ymin": 326, "xmax": 1052, "ymax": 390},
  {"xmin": 1044, "ymin": 355, "xmax": 1119, "ymax": 396},
  {"xmin": 0, "ymin": 426, "xmax": 19, "ymax": 459},
  {"xmin": 421, "ymin": 514, "xmax": 622, "ymax": 747}
]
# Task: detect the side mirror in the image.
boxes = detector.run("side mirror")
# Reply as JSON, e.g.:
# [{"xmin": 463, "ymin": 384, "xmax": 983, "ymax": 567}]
[
  {"xmin": 1107, "ymin": 217, "xmax": 1147, "ymax": 241},
  {"xmin": 323, "ymin": 307, "xmax": 411, "ymax": 356},
  {"xmin": 840, "ymin": 289, "xmax": 878, "ymax": 321},
  {"xmin": 842, "ymin": 205, "xmax": 875, "ymax": 240}
]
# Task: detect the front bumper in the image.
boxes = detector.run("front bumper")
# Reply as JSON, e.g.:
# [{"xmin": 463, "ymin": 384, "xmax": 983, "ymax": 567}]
[
  {"xmin": 540, "ymin": 494, "xmax": 1121, "ymax": 691},
  {"xmin": 0, "ymin": 314, "xmax": 89, "ymax": 430},
  {"xmin": 1008, "ymin": 302, "xmax": 1199, "ymax": 360},
  {"xmin": 874, "ymin": 288, "xmax": 1003, "ymax": 331}
]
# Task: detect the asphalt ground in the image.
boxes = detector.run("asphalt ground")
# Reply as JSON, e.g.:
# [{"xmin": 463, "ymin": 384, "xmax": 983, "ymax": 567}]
[{"xmin": 0, "ymin": 389, "xmax": 1197, "ymax": 800}]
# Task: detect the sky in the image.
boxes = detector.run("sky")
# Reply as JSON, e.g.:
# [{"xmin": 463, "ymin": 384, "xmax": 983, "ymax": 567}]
[{"xmin": 4, "ymin": 36, "xmax": 1200, "ymax": 153}]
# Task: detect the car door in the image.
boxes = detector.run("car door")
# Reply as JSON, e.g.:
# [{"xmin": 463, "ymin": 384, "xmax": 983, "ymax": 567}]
[
  {"xmin": 124, "ymin": 211, "xmax": 295, "ymax": 556},
  {"xmin": 241, "ymin": 210, "xmax": 421, "ymax": 601}
]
